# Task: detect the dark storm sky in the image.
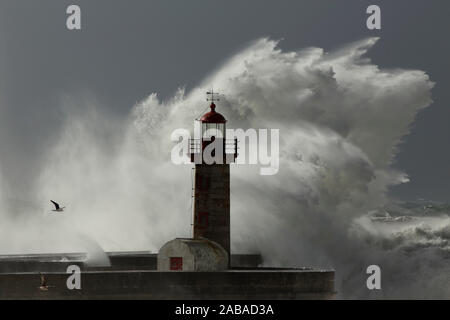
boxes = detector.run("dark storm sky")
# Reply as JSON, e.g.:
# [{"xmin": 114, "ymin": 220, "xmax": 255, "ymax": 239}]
[{"xmin": 0, "ymin": 0, "xmax": 448, "ymax": 201}]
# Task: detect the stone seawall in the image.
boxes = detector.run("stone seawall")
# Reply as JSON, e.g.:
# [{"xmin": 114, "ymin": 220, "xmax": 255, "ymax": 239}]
[
  {"xmin": 0, "ymin": 252, "xmax": 263, "ymax": 273},
  {"xmin": 0, "ymin": 269, "xmax": 335, "ymax": 300}
]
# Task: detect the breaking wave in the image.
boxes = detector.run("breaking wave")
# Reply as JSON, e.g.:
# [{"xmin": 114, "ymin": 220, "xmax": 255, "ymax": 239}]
[{"xmin": 1, "ymin": 37, "xmax": 447, "ymax": 298}]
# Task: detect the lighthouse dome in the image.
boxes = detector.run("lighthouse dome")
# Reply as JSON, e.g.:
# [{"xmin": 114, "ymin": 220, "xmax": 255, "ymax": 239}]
[{"xmin": 200, "ymin": 103, "xmax": 226, "ymax": 123}]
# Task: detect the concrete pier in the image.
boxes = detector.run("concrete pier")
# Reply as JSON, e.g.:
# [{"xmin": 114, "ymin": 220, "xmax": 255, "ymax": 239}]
[
  {"xmin": 0, "ymin": 252, "xmax": 335, "ymax": 299},
  {"xmin": 0, "ymin": 269, "xmax": 335, "ymax": 300}
]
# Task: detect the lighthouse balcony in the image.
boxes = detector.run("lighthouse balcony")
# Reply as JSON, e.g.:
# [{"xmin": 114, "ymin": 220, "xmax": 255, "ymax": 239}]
[{"xmin": 189, "ymin": 138, "xmax": 238, "ymax": 164}]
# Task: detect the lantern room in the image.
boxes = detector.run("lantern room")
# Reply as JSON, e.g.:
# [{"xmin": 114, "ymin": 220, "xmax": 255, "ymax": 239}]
[
  {"xmin": 189, "ymin": 98, "xmax": 238, "ymax": 164},
  {"xmin": 200, "ymin": 102, "xmax": 226, "ymax": 139}
]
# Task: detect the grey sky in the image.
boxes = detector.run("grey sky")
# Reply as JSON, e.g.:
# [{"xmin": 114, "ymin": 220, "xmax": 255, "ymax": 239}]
[{"xmin": 0, "ymin": 0, "xmax": 449, "ymax": 201}]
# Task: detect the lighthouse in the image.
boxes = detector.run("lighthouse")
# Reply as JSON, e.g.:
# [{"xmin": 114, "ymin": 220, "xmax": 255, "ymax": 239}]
[
  {"xmin": 189, "ymin": 91, "xmax": 237, "ymax": 262},
  {"xmin": 157, "ymin": 91, "xmax": 237, "ymax": 271}
]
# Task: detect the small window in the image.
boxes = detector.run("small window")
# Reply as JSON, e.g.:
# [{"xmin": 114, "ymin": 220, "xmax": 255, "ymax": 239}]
[{"xmin": 170, "ymin": 257, "xmax": 183, "ymax": 270}]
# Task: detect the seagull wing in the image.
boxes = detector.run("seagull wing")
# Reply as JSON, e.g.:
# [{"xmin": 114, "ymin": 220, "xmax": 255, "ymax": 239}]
[{"xmin": 50, "ymin": 200, "xmax": 60, "ymax": 210}]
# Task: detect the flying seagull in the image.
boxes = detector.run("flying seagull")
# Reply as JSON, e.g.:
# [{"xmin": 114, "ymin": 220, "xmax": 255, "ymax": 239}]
[{"xmin": 50, "ymin": 200, "xmax": 65, "ymax": 212}]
